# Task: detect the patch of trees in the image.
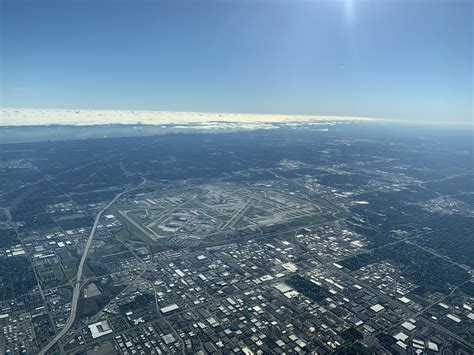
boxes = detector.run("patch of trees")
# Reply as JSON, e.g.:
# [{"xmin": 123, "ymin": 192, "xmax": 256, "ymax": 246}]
[
  {"xmin": 0, "ymin": 228, "xmax": 20, "ymax": 248},
  {"xmin": 0, "ymin": 256, "xmax": 37, "ymax": 300},
  {"xmin": 118, "ymin": 293, "xmax": 155, "ymax": 314},
  {"xmin": 56, "ymin": 216, "xmax": 94, "ymax": 230},
  {"xmin": 286, "ymin": 274, "xmax": 330, "ymax": 302},
  {"xmin": 340, "ymin": 242, "xmax": 470, "ymax": 295},
  {"xmin": 459, "ymin": 282, "xmax": 474, "ymax": 297},
  {"xmin": 340, "ymin": 327, "xmax": 364, "ymax": 343},
  {"xmin": 18, "ymin": 213, "xmax": 57, "ymax": 233},
  {"xmin": 71, "ymin": 190, "xmax": 119, "ymax": 205}
]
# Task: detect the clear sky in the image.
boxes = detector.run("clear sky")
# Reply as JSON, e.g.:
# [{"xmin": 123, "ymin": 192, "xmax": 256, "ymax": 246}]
[{"xmin": 1, "ymin": 0, "xmax": 472, "ymax": 123}]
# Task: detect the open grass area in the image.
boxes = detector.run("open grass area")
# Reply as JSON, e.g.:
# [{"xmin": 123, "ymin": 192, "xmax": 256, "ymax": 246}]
[
  {"xmin": 61, "ymin": 260, "xmax": 94, "ymax": 281},
  {"xmin": 94, "ymin": 240, "xmax": 127, "ymax": 257},
  {"xmin": 62, "ymin": 260, "xmax": 79, "ymax": 280},
  {"xmin": 116, "ymin": 226, "xmax": 168, "ymax": 246}
]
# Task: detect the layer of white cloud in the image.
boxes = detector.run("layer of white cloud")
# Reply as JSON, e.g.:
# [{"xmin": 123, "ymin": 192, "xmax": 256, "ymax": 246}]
[{"xmin": 0, "ymin": 108, "xmax": 377, "ymax": 126}]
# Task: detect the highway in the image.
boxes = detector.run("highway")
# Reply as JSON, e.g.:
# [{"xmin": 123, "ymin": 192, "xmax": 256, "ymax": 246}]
[{"xmin": 39, "ymin": 188, "xmax": 131, "ymax": 355}]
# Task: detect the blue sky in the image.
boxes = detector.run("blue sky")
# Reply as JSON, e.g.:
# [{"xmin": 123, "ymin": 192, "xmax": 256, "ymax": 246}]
[{"xmin": 1, "ymin": 0, "xmax": 472, "ymax": 123}]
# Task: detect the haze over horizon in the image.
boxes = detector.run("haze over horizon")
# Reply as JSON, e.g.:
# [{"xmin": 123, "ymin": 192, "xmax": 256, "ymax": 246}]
[{"xmin": 1, "ymin": 0, "xmax": 472, "ymax": 124}]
